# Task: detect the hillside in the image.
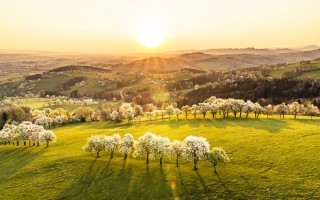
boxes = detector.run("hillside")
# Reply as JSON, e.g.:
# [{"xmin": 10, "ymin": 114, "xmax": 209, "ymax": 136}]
[
  {"xmin": 1, "ymin": 118, "xmax": 319, "ymax": 199},
  {"xmin": 111, "ymin": 57, "xmax": 196, "ymax": 73}
]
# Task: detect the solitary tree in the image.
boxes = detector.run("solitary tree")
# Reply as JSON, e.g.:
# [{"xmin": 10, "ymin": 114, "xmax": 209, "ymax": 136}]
[
  {"xmin": 183, "ymin": 136, "xmax": 210, "ymax": 170},
  {"xmin": 206, "ymin": 147, "xmax": 230, "ymax": 173}
]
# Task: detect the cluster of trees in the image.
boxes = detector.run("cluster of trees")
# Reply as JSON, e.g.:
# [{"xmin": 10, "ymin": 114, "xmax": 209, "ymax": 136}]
[
  {"xmin": 2, "ymin": 96, "xmax": 319, "ymax": 130},
  {"xmin": 0, "ymin": 121, "xmax": 56, "ymax": 147},
  {"xmin": 83, "ymin": 132, "xmax": 229, "ymax": 172},
  {"xmin": 184, "ymin": 78, "xmax": 320, "ymax": 106}
]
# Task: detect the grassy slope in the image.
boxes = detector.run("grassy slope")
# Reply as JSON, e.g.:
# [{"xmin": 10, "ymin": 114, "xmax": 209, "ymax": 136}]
[
  {"xmin": 0, "ymin": 117, "xmax": 320, "ymax": 200},
  {"xmin": 268, "ymin": 61, "xmax": 320, "ymax": 79}
]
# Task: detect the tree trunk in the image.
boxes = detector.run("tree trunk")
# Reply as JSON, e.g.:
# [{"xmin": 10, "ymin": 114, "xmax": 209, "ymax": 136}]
[
  {"xmin": 111, "ymin": 150, "xmax": 114, "ymax": 158},
  {"xmin": 17, "ymin": 141, "xmax": 19, "ymax": 146},
  {"xmin": 96, "ymin": 150, "xmax": 100, "ymax": 157},
  {"xmin": 37, "ymin": 141, "xmax": 40, "ymax": 147},
  {"xmin": 124, "ymin": 154, "xmax": 127, "ymax": 160},
  {"xmin": 4, "ymin": 141, "xmax": 6, "ymax": 145},
  {"xmin": 146, "ymin": 153, "xmax": 149, "ymax": 163},
  {"xmin": 24, "ymin": 141, "xmax": 26, "ymax": 146},
  {"xmin": 240, "ymin": 111, "xmax": 242, "ymax": 118},
  {"xmin": 294, "ymin": 114, "xmax": 296, "ymax": 119},
  {"xmin": 46, "ymin": 141, "xmax": 49, "ymax": 148},
  {"xmin": 246, "ymin": 113, "xmax": 249, "ymax": 118},
  {"xmin": 193, "ymin": 158, "xmax": 198, "ymax": 170},
  {"xmin": 160, "ymin": 157, "xmax": 163, "ymax": 166},
  {"xmin": 176, "ymin": 155, "xmax": 179, "ymax": 167},
  {"xmin": 29, "ymin": 140, "xmax": 31, "ymax": 146},
  {"xmin": 234, "ymin": 112, "xmax": 236, "ymax": 117},
  {"xmin": 214, "ymin": 164, "xmax": 217, "ymax": 173}
]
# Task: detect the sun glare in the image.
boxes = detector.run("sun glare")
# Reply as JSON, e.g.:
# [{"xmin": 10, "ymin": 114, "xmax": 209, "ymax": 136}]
[{"xmin": 137, "ymin": 28, "xmax": 164, "ymax": 48}]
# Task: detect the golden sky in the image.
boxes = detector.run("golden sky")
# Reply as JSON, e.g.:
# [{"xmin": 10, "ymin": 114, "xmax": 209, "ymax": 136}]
[{"xmin": 0, "ymin": 0, "xmax": 319, "ymax": 54}]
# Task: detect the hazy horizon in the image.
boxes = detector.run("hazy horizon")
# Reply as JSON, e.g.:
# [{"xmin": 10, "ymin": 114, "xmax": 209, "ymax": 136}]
[{"xmin": 1, "ymin": 0, "xmax": 320, "ymax": 54}]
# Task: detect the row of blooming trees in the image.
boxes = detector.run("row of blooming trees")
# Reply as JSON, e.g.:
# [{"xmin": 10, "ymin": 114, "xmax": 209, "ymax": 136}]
[
  {"xmin": 2, "ymin": 96, "xmax": 320, "ymax": 130},
  {"xmin": 0, "ymin": 121, "xmax": 56, "ymax": 147},
  {"xmin": 83, "ymin": 132, "xmax": 229, "ymax": 172}
]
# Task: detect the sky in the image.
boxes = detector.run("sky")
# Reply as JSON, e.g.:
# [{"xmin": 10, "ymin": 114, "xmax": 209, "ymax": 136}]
[{"xmin": 0, "ymin": 0, "xmax": 320, "ymax": 54}]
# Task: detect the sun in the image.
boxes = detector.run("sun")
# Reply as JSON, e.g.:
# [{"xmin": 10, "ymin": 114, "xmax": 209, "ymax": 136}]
[{"xmin": 137, "ymin": 28, "xmax": 164, "ymax": 48}]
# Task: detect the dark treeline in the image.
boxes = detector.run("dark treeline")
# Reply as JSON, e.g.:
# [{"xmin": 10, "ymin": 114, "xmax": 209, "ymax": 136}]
[
  {"xmin": 60, "ymin": 77, "xmax": 87, "ymax": 90},
  {"xmin": 181, "ymin": 78, "xmax": 320, "ymax": 107}
]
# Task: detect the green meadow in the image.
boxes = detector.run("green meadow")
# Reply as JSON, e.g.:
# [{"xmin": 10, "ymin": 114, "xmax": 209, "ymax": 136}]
[{"xmin": 0, "ymin": 116, "xmax": 320, "ymax": 199}]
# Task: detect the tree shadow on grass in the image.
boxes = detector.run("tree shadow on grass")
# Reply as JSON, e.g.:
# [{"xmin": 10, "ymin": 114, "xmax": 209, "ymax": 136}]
[
  {"xmin": 215, "ymin": 172, "xmax": 234, "ymax": 197},
  {"xmin": 127, "ymin": 164, "xmax": 173, "ymax": 199},
  {"xmin": 0, "ymin": 147, "xmax": 45, "ymax": 182},
  {"xmin": 57, "ymin": 158, "xmax": 98, "ymax": 199},
  {"xmin": 210, "ymin": 118, "xmax": 292, "ymax": 133},
  {"xmin": 148, "ymin": 117, "xmax": 291, "ymax": 133}
]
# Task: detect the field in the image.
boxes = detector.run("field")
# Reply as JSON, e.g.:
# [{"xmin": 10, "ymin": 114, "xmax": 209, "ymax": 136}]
[{"xmin": 1, "ymin": 116, "xmax": 320, "ymax": 199}]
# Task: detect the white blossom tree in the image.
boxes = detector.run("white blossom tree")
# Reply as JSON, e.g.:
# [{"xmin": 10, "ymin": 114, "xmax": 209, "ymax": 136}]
[
  {"xmin": 166, "ymin": 105, "xmax": 175, "ymax": 119},
  {"xmin": 110, "ymin": 110, "xmax": 121, "ymax": 122},
  {"xmin": 104, "ymin": 134, "xmax": 121, "ymax": 158},
  {"xmin": 206, "ymin": 147, "xmax": 230, "ymax": 173},
  {"xmin": 119, "ymin": 134, "xmax": 135, "ymax": 159},
  {"xmin": 198, "ymin": 102, "xmax": 210, "ymax": 118},
  {"xmin": 183, "ymin": 136, "xmax": 210, "ymax": 170},
  {"xmin": 54, "ymin": 115, "xmax": 68, "ymax": 126},
  {"xmin": 83, "ymin": 135, "xmax": 105, "ymax": 157},
  {"xmin": 253, "ymin": 103, "xmax": 264, "ymax": 118},
  {"xmin": 274, "ymin": 103, "xmax": 288, "ymax": 118},
  {"xmin": 0, "ymin": 124, "xmax": 17, "ymax": 145},
  {"xmin": 264, "ymin": 104, "xmax": 273, "ymax": 118},
  {"xmin": 174, "ymin": 108, "xmax": 182, "ymax": 119},
  {"xmin": 145, "ymin": 112, "xmax": 153, "ymax": 122},
  {"xmin": 35, "ymin": 116, "xmax": 54, "ymax": 129},
  {"xmin": 158, "ymin": 110, "xmax": 166, "ymax": 120},
  {"xmin": 39, "ymin": 130, "xmax": 56, "ymax": 147},
  {"xmin": 119, "ymin": 103, "xmax": 135, "ymax": 123},
  {"xmin": 181, "ymin": 105, "xmax": 192, "ymax": 119},
  {"xmin": 243, "ymin": 100, "xmax": 255, "ymax": 118},
  {"xmin": 133, "ymin": 132, "xmax": 157, "ymax": 163},
  {"xmin": 153, "ymin": 135, "xmax": 170, "ymax": 166},
  {"xmin": 191, "ymin": 104, "xmax": 198, "ymax": 119},
  {"xmin": 306, "ymin": 104, "xmax": 320, "ymax": 118},
  {"xmin": 29, "ymin": 124, "xmax": 45, "ymax": 147},
  {"xmin": 16, "ymin": 121, "xmax": 32, "ymax": 145},
  {"xmin": 168, "ymin": 140, "xmax": 185, "ymax": 167},
  {"xmin": 288, "ymin": 102, "xmax": 306, "ymax": 119}
]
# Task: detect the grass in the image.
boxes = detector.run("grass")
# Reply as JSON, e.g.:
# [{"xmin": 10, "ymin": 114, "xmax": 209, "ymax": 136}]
[{"xmin": 0, "ymin": 116, "xmax": 320, "ymax": 199}]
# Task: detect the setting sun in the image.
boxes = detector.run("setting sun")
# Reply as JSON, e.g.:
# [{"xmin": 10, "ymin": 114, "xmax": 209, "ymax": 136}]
[{"xmin": 137, "ymin": 28, "xmax": 164, "ymax": 48}]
